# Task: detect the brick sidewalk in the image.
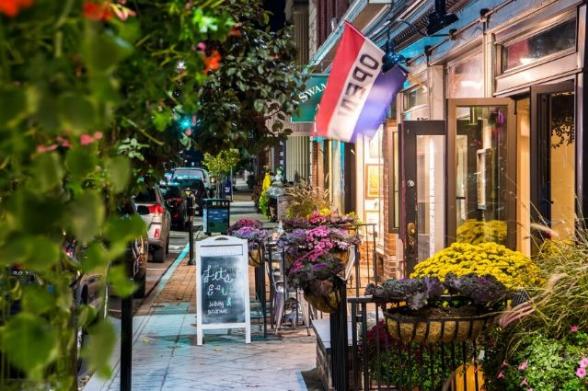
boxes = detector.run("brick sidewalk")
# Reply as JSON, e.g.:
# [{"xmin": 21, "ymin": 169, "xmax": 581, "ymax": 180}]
[
  {"xmin": 85, "ymin": 201, "xmax": 316, "ymax": 391},
  {"xmin": 154, "ymin": 259, "xmax": 197, "ymax": 313}
]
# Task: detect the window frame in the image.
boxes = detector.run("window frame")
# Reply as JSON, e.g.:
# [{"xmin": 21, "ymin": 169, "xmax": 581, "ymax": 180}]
[{"xmin": 497, "ymin": 13, "xmax": 577, "ymax": 75}]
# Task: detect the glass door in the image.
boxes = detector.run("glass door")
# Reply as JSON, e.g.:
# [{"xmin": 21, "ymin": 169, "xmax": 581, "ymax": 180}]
[
  {"xmin": 448, "ymin": 99, "xmax": 517, "ymax": 248},
  {"xmin": 531, "ymin": 80, "xmax": 576, "ymax": 247},
  {"xmin": 400, "ymin": 121, "xmax": 446, "ymax": 273}
]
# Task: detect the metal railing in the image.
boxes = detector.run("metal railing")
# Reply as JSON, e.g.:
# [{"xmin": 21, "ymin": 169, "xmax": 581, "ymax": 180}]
[{"xmin": 346, "ymin": 296, "xmax": 486, "ymax": 391}]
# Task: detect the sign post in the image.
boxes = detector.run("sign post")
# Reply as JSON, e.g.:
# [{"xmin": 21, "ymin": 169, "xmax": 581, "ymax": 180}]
[{"xmin": 196, "ymin": 236, "xmax": 251, "ymax": 345}]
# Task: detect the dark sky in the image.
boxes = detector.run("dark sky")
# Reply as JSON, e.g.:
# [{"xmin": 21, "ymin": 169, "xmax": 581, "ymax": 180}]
[{"xmin": 264, "ymin": 0, "xmax": 287, "ymax": 30}]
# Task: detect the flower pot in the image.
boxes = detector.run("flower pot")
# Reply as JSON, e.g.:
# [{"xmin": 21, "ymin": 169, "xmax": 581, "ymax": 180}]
[
  {"xmin": 332, "ymin": 249, "xmax": 349, "ymax": 263},
  {"xmin": 383, "ymin": 307, "xmax": 494, "ymax": 345},
  {"xmin": 303, "ymin": 279, "xmax": 341, "ymax": 313},
  {"xmin": 248, "ymin": 248, "xmax": 262, "ymax": 267}
]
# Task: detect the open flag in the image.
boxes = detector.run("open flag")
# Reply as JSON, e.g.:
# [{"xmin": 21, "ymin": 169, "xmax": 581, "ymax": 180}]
[{"xmin": 314, "ymin": 22, "xmax": 406, "ymax": 142}]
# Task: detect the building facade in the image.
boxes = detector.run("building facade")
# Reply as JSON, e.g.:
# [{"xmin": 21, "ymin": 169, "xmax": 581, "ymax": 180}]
[{"xmin": 307, "ymin": 0, "xmax": 588, "ymax": 280}]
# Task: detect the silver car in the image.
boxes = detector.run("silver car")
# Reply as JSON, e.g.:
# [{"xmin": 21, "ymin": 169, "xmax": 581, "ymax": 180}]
[{"xmin": 135, "ymin": 186, "xmax": 171, "ymax": 262}]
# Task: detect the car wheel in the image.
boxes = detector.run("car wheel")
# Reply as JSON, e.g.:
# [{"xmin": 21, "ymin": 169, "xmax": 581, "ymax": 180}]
[
  {"xmin": 153, "ymin": 245, "xmax": 166, "ymax": 263},
  {"xmin": 134, "ymin": 273, "xmax": 146, "ymax": 298}
]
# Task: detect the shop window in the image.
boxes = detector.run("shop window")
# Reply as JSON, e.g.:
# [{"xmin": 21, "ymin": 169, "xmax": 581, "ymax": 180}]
[
  {"xmin": 503, "ymin": 18, "xmax": 576, "ymax": 71},
  {"xmin": 455, "ymin": 106, "xmax": 509, "ymax": 245},
  {"xmin": 403, "ymin": 86, "xmax": 427, "ymax": 111},
  {"xmin": 447, "ymin": 51, "xmax": 484, "ymax": 98}
]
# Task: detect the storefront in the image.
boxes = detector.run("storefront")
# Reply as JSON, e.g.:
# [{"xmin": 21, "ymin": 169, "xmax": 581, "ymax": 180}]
[{"xmin": 385, "ymin": 0, "xmax": 587, "ymax": 274}]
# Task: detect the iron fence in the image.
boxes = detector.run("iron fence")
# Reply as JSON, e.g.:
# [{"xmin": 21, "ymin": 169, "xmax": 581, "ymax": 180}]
[{"xmin": 346, "ymin": 296, "xmax": 486, "ymax": 391}]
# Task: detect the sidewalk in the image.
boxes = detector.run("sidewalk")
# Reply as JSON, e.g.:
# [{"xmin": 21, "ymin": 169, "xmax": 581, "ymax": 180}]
[{"xmin": 85, "ymin": 201, "xmax": 315, "ymax": 391}]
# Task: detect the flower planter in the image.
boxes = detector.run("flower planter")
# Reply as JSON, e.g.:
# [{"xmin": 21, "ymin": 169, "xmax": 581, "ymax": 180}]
[
  {"xmin": 248, "ymin": 248, "xmax": 262, "ymax": 267},
  {"xmin": 303, "ymin": 279, "xmax": 341, "ymax": 313},
  {"xmin": 383, "ymin": 306, "xmax": 494, "ymax": 345},
  {"xmin": 332, "ymin": 249, "xmax": 349, "ymax": 264}
]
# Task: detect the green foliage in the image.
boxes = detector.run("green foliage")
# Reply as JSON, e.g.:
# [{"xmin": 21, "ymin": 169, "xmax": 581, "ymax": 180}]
[
  {"xmin": 0, "ymin": 1, "xmax": 230, "ymax": 389},
  {"xmin": 285, "ymin": 182, "xmax": 330, "ymax": 218},
  {"xmin": 531, "ymin": 236, "xmax": 588, "ymax": 336},
  {"xmin": 203, "ymin": 149, "xmax": 240, "ymax": 179},
  {"xmin": 193, "ymin": 0, "xmax": 305, "ymax": 154},
  {"xmin": 482, "ymin": 234, "xmax": 588, "ymax": 390},
  {"xmin": 483, "ymin": 329, "xmax": 588, "ymax": 391},
  {"xmin": 113, "ymin": 0, "xmax": 234, "ymax": 180}
]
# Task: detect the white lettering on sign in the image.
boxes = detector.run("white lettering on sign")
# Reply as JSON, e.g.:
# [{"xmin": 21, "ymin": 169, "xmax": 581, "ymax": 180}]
[
  {"xmin": 327, "ymin": 42, "xmax": 384, "ymax": 142},
  {"xmin": 201, "ymin": 265, "xmax": 234, "ymax": 284},
  {"xmin": 298, "ymin": 82, "xmax": 326, "ymax": 103}
]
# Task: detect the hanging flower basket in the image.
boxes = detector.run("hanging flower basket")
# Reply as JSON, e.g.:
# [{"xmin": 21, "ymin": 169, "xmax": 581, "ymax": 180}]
[
  {"xmin": 332, "ymin": 248, "xmax": 349, "ymax": 264},
  {"xmin": 248, "ymin": 248, "xmax": 262, "ymax": 267},
  {"xmin": 383, "ymin": 306, "xmax": 495, "ymax": 345},
  {"xmin": 303, "ymin": 279, "xmax": 341, "ymax": 313}
]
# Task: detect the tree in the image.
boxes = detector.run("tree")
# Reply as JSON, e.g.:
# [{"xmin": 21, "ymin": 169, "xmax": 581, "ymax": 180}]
[
  {"xmin": 191, "ymin": 0, "xmax": 305, "ymax": 155},
  {"xmin": 203, "ymin": 149, "xmax": 240, "ymax": 194}
]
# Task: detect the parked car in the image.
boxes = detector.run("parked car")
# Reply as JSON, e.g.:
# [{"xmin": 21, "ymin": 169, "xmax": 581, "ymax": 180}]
[
  {"xmin": 134, "ymin": 186, "xmax": 171, "ymax": 262},
  {"xmin": 160, "ymin": 183, "xmax": 189, "ymax": 230},
  {"xmin": 172, "ymin": 167, "xmax": 213, "ymax": 197},
  {"xmin": 1, "ymin": 203, "xmax": 148, "ymax": 381},
  {"xmin": 171, "ymin": 176, "xmax": 207, "ymax": 216},
  {"xmin": 3, "ymin": 240, "xmax": 105, "ymax": 378},
  {"xmin": 115, "ymin": 201, "xmax": 149, "ymax": 298}
]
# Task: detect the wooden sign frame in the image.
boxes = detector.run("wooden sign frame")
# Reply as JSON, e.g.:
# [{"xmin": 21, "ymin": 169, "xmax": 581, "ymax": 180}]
[{"xmin": 195, "ymin": 236, "xmax": 251, "ymax": 345}]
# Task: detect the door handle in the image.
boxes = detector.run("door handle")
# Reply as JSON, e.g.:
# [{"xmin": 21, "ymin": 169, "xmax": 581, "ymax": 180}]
[{"xmin": 407, "ymin": 222, "xmax": 416, "ymax": 247}]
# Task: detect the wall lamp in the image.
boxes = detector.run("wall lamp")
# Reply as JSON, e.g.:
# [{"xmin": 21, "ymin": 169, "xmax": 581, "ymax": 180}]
[{"xmin": 382, "ymin": 0, "xmax": 458, "ymax": 71}]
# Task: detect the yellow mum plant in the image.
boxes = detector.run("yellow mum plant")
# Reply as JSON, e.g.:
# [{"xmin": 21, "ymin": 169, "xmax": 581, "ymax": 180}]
[{"xmin": 411, "ymin": 242, "xmax": 542, "ymax": 289}]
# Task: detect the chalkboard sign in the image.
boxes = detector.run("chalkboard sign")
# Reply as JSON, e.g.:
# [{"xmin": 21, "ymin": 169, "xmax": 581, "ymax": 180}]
[{"xmin": 196, "ymin": 236, "xmax": 251, "ymax": 345}]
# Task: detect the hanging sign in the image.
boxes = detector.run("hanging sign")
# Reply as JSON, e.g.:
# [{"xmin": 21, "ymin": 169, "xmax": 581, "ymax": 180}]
[
  {"xmin": 291, "ymin": 74, "xmax": 328, "ymax": 123},
  {"xmin": 196, "ymin": 236, "xmax": 251, "ymax": 345}
]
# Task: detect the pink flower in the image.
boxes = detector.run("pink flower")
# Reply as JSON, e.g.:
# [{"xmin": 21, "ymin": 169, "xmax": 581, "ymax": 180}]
[
  {"xmin": 93, "ymin": 131, "xmax": 103, "ymax": 140},
  {"xmin": 571, "ymin": 325, "xmax": 579, "ymax": 333},
  {"xmin": 80, "ymin": 134, "xmax": 94, "ymax": 145},
  {"xmin": 36, "ymin": 144, "xmax": 58, "ymax": 153},
  {"xmin": 496, "ymin": 371, "xmax": 505, "ymax": 380},
  {"xmin": 518, "ymin": 360, "xmax": 528, "ymax": 371},
  {"xmin": 580, "ymin": 357, "xmax": 588, "ymax": 368},
  {"xmin": 196, "ymin": 42, "xmax": 206, "ymax": 52},
  {"xmin": 520, "ymin": 378, "xmax": 528, "ymax": 386},
  {"xmin": 577, "ymin": 367, "xmax": 587, "ymax": 378}
]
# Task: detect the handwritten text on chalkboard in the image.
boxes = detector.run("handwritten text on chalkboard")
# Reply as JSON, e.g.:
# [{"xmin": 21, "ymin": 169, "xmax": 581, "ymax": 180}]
[{"xmin": 200, "ymin": 256, "xmax": 245, "ymax": 324}]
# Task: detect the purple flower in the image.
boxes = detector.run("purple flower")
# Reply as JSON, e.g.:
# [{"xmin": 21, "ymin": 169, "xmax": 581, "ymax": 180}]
[
  {"xmin": 232, "ymin": 226, "xmax": 267, "ymax": 244},
  {"xmin": 577, "ymin": 367, "xmax": 586, "ymax": 379},
  {"xmin": 229, "ymin": 218, "xmax": 263, "ymax": 233},
  {"xmin": 579, "ymin": 357, "xmax": 588, "ymax": 369}
]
